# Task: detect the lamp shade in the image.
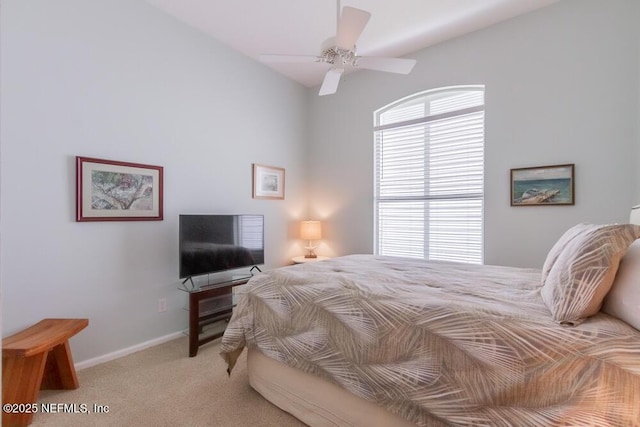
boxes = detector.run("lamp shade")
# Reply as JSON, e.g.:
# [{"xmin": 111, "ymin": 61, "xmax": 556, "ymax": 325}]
[
  {"xmin": 631, "ymin": 205, "xmax": 640, "ymax": 225},
  {"xmin": 300, "ymin": 220, "xmax": 322, "ymax": 240}
]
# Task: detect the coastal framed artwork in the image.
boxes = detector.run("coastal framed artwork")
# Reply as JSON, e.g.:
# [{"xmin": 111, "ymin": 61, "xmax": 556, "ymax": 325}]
[
  {"xmin": 510, "ymin": 164, "xmax": 574, "ymax": 206},
  {"xmin": 76, "ymin": 156, "xmax": 163, "ymax": 221},
  {"xmin": 252, "ymin": 163, "xmax": 285, "ymax": 200}
]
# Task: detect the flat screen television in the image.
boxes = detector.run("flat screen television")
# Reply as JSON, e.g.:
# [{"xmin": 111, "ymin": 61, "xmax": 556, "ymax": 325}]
[{"xmin": 179, "ymin": 214, "xmax": 264, "ymax": 279}]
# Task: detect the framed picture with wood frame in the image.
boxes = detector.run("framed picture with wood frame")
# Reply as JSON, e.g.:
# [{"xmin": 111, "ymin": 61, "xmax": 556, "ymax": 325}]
[
  {"xmin": 252, "ymin": 163, "xmax": 285, "ymax": 200},
  {"xmin": 76, "ymin": 156, "xmax": 164, "ymax": 221},
  {"xmin": 510, "ymin": 164, "xmax": 574, "ymax": 206}
]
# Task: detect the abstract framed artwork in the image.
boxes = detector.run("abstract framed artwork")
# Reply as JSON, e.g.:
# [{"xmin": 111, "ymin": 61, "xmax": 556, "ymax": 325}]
[
  {"xmin": 252, "ymin": 163, "xmax": 285, "ymax": 200},
  {"xmin": 76, "ymin": 156, "xmax": 163, "ymax": 221},
  {"xmin": 511, "ymin": 164, "xmax": 574, "ymax": 206}
]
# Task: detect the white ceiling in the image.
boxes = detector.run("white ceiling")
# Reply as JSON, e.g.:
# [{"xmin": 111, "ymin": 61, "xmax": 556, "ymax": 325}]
[{"xmin": 144, "ymin": 0, "xmax": 560, "ymax": 88}]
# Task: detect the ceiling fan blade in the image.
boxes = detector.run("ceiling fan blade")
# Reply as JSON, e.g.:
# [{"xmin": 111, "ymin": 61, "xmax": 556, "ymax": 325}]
[
  {"xmin": 258, "ymin": 54, "xmax": 319, "ymax": 63},
  {"xmin": 336, "ymin": 7, "xmax": 371, "ymax": 50},
  {"xmin": 318, "ymin": 68, "xmax": 344, "ymax": 96},
  {"xmin": 356, "ymin": 57, "xmax": 417, "ymax": 74}
]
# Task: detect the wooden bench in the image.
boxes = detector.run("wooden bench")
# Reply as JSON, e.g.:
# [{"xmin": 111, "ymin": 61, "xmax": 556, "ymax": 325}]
[{"xmin": 2, "ymin": 318, "xmax": 89, "ymax": 427}]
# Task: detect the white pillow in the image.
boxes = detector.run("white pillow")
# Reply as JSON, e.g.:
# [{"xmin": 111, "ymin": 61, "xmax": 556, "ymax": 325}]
[
  {"xmin": 602, "ymin": 239, "xmax": 640, "ymax": 331},
  {"xmin": 540, "ymin": 224, "xmax": 640, "ymax": 325}
]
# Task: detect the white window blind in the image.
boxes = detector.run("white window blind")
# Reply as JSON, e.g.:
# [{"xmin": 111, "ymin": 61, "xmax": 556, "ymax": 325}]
[{"xmin": 374, "ymin": 87, "xmax": 484, "ymax": 264}]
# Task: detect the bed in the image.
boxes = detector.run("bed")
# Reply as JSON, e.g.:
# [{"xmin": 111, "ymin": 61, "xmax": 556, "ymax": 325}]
[{"xmin": 220, "ymin": 223, "xmax": 640, "ymax": 426}]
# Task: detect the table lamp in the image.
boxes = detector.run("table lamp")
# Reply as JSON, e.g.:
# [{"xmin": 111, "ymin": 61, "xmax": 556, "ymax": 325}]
[{"xmin": 300, "ymin": 220, "xmax": 322, "ymax": 258}]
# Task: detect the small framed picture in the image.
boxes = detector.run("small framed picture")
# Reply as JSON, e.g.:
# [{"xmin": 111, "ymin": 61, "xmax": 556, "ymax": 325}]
[
  {"xmin": 252, "ymin": 163, "xmax": 285, "ymax": 200},
  {"xmin": 511, "ymin": 164, "xmax": 574, "ymax": 206},
  {"xmin": 76, "ymin": 156, "xmax": 163, "ymax": 221}
]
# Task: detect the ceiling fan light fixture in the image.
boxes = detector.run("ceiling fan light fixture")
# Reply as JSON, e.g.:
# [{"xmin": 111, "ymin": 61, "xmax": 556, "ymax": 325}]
[{"xmin": 318, "ymin": 46, "xmax": 358, "ymax": 68}]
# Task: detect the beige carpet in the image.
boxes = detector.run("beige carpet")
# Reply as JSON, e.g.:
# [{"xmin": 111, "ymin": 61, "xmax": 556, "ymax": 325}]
[{"xmin": 31, "ymin": 337, "xmax": 306, "ymax": 427}]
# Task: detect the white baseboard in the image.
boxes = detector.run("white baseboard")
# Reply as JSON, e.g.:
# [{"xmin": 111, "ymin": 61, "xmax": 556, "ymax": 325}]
[{"xmin": 75, "ymin": 330, "xmax": 185, "ymax": 370}]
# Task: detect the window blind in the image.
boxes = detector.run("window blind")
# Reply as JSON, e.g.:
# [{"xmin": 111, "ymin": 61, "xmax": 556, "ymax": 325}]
[{"xmin": 374, "ymin": 87, "xmax": 484, "ymax": 264}]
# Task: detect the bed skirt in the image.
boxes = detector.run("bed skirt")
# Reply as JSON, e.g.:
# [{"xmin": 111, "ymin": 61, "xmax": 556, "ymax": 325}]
[{"xmin": 247, "ymin": 348, "xmax": 415, "ymax": 427}]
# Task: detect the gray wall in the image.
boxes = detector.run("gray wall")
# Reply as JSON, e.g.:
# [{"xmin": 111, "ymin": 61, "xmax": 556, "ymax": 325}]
[
  {"xmin": 0, "ymin": 0, "xmax": 308, "ymax": 363},
  {"xmin": 637, "ymin": 17, "xmax": 640, "ymax": 200},
  {"xmin": 307, "ymin": 0, "xmax": 640, "ymax": 268}
]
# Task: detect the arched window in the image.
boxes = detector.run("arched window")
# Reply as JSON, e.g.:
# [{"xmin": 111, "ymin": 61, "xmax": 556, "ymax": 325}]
[{"xmin": 374, "ymin": 86, "xmax": 485, "ymax": 264}]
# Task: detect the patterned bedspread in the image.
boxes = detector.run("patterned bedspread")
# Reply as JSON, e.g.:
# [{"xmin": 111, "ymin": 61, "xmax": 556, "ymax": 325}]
[{"xmin": 220, "ymin": 255, "xmax": 640, "ymax": 426}]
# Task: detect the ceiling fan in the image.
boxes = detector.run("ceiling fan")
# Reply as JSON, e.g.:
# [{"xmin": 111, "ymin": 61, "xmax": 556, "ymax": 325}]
[{"xmin": 258, "ymin": 2, "xmax": 417, "ymax": 96}]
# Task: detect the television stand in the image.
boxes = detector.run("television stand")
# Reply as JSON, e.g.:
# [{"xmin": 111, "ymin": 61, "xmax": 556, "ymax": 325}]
[{"xmin": 179, "ymin": 277, "xmax": 250, "ymax": 357}]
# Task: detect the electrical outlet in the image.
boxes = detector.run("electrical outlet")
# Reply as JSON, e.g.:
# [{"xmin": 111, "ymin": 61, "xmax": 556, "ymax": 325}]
[{"xmin": 158, "ymin": 297, "xmax": 167, "ymax": 313}]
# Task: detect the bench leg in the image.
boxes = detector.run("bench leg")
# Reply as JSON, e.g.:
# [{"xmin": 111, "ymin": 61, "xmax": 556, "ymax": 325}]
[
  {"xmin": 2, "ymin": 353, "xmax": 48, "ymax": 427},
  {"xmin": 41, "ymin": 341, "xmax": 79, "ymax": 390}
]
